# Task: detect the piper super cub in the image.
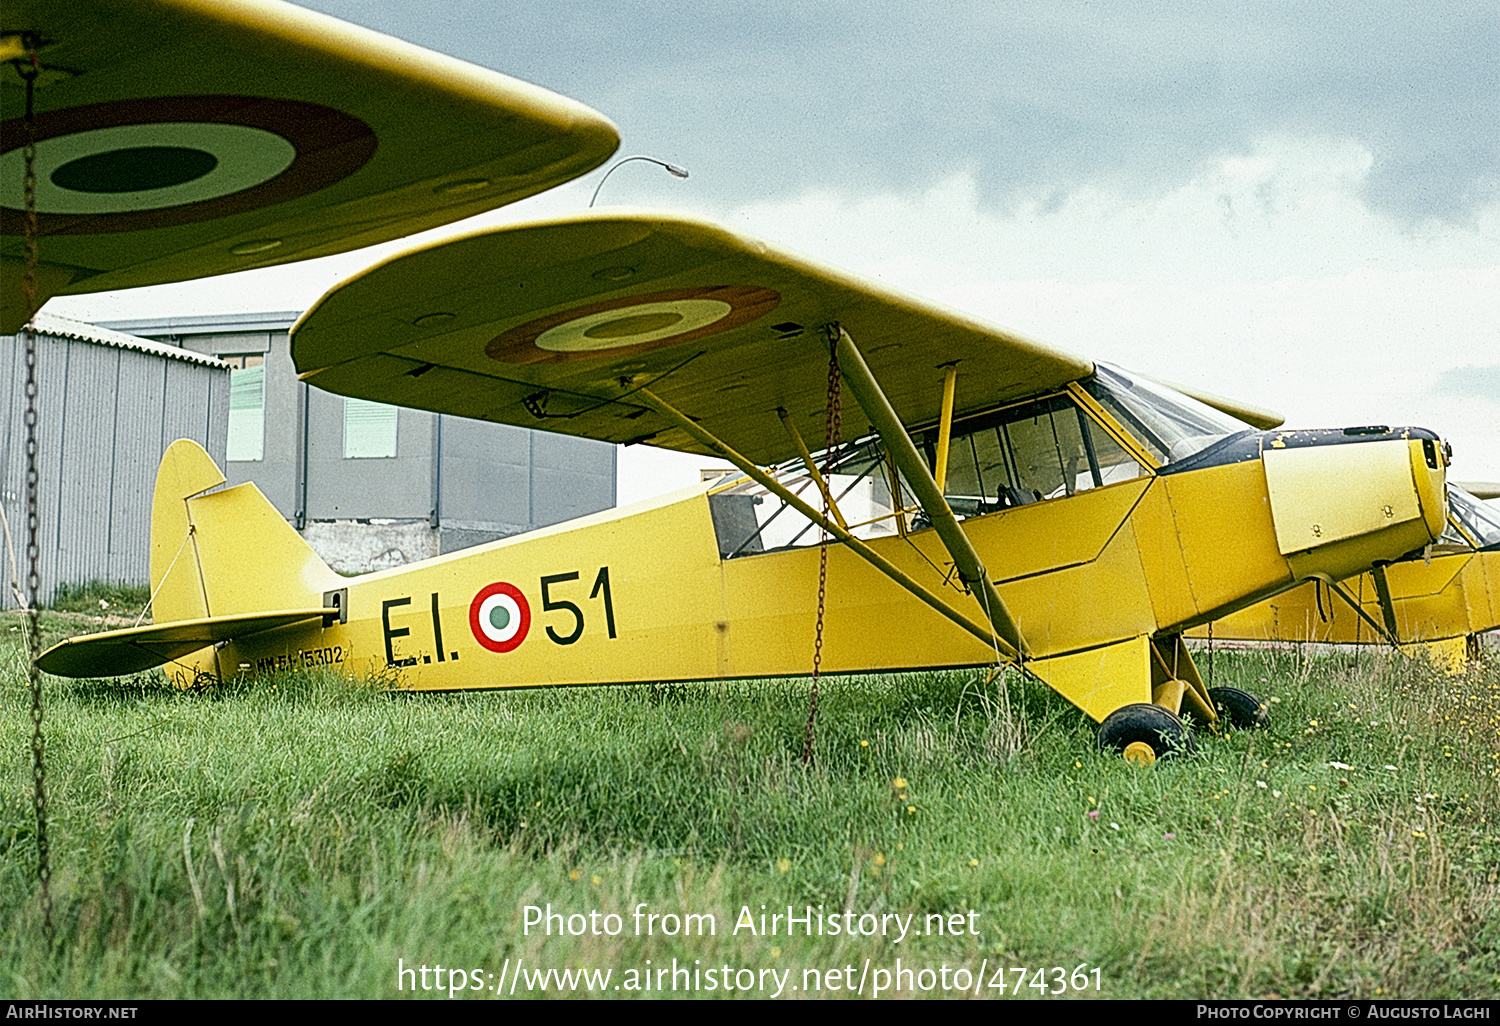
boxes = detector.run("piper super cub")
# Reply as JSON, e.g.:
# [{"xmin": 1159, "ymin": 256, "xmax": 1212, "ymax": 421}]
[
  {"xmin": 1193, "ymin": 484, "xmax": 1499, "ymax": 671},
  {"xmin": 39, "ymin": 212, "xmax": 1453, "ymax": 763}
]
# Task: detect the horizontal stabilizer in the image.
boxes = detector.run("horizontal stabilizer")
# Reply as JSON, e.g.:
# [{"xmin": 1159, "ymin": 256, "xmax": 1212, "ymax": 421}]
[{"xmin": 35, "ymin": 608, "xmax": 332, "ymax": 678}]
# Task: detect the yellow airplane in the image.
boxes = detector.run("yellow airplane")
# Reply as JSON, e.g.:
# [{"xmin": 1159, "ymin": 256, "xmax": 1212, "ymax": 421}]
[
  {"xmin": 38, "ymin": 212, "xmax": 1454, "ymax": 764},
  {"xmin": 1192, "ymin": 485, "xmax": 1500, "ymax": 670},
  {"xmin": 1, "ymin": 0, "xmax": 619, "ymax": 333}
]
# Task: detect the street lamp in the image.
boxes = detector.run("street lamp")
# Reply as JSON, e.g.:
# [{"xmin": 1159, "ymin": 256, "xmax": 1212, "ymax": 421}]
[{"xmin": 588, "ymin": 155, "xmax": 689, "ymax": 207}]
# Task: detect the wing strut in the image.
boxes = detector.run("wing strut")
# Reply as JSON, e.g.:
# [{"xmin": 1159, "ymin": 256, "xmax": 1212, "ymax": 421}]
[
  {"xmin": 777, "ymin": 408, "xmax": 850, "ymax": 531},
  {"xmin": 632, "ymin": 387, "xmax": 1015, "ymax": 659},
  {"xmin": 933, "ymin": 364, "xmax": 959, "ymax": 492},
  {"xmin": 1369, "ymin": 564, "xmax": 1403, "ymax": 642},
  {"xmin": 1326, "ymin": 580, "xmax": 1402, "ymax": 648},
  {"xmin": 825, "ymin": 326, "xmax": 1030, "ymax": 658}
]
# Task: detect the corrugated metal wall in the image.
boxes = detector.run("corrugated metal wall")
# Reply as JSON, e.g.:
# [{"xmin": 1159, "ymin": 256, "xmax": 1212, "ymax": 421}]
[{"xmin": 0, "ymin": 328, "xmax": 229, "ymax": 607}]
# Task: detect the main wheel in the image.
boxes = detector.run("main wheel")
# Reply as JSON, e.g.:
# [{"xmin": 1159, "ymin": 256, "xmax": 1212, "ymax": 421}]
[
  {"xmin": 1096, "ymin": 703, "xmax": 1196, "ymax": 765},
  {"xmin": 1208, "ymin": 687, "xmax": 1269, "ymax": 730}
]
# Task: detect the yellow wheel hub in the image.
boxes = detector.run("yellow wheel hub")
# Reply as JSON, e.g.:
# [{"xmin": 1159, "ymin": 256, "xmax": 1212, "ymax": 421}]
[{"xmin": 1122, "ymin": 741, "xmax": 1157, "ymax": 766}]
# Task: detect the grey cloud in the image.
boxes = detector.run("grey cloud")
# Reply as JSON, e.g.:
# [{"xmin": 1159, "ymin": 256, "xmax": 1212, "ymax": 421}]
[
  {"xmin": 1433, "ymin": 366, "xmax": 1500, "ymax": 402},
  {"xmin": 298, "ymin": 0, "xmax": 1499, "ymax": 222}
]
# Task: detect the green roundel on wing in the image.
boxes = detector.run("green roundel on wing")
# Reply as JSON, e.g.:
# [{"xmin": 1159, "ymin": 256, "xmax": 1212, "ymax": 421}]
[{"xmin": 490, "ymin": 605, "xmax": 510, "ymax": 631}]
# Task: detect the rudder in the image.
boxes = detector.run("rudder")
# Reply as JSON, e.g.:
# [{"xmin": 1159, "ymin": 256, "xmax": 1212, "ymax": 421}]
[{"xmin": 150, "ymin": 440, "xmax": 341, "ymax": 624}]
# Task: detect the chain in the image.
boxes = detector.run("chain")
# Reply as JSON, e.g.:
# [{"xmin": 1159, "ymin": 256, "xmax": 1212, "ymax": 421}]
[
  {"xmin": 17, "ymin": 46, "xmax": 55, "ymax": 943},
  {"xmin": 1206, "ymin": 620, "xmax": 1213, "ymax": 687},
  {"xmin": 802, "ymin": 328, "xmax": 843, "ymax": 765}
]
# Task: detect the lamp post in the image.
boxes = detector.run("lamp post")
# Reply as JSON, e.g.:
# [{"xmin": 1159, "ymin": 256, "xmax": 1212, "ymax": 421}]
[{"xmin": 588, "ymin": 155, "xmax": 689, "ymax": 207}]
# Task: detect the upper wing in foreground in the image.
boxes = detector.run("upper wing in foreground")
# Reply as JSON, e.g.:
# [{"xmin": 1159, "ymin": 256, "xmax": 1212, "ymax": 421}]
[
  {"xmin": 36, "ymin": 608, "xmax": 329, "ymax": 678},
  {"xmin": 292, "ymin": 211, "xmax": 1095, "ymax": 466},
  {"xmin": 0, "ymin": 0, "xmax": 619, "ymax": 331}
]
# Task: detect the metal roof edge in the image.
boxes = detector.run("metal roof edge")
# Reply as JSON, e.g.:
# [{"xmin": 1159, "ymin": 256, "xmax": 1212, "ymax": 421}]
[{"xmin": 22, "ymin": 312, "xmax": 229, "ymax": 369}]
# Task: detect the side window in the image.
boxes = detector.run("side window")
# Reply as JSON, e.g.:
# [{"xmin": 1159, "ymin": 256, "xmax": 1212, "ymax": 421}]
[
  {"xmin": 708, "ymin": 392, "xmax": 1153, "ymax": 559},
  {"xmin": 222, "ymin": 354, "xmax": 265, "ymax": 462},
  {"xmin": 708, "ymin": 438, "xmax": 905, "ymax": 558},
  {"xmin": 935, "ymin": 394, "xmax": 1143, "ymax": 515},
  {"xmin": 344, "ymin": 397, "xmax": 398, "ymax": 459},
  {"xmin": 1088, "ymin": 415, "xmax": 1148, "ymax": 486}
]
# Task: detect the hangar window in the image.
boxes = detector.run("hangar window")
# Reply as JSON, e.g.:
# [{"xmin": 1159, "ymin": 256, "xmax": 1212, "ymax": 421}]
[
  {"xmin": 344, "ymin": 397, "xmax": 398, "ymax": 458},
  {"xmin": 222, "ymin": 354, "xmax": 264, "ymax": 462}
]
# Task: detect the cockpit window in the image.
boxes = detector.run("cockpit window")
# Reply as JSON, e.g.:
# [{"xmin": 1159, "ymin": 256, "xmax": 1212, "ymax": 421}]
[
  {"xmin": 706, "ymin": 389, "xmax": 1148, "ymax": 559},
  {"xmin": 708, "ymin": 437, "xmax": 905, "ymax": 558},
  {"xmin": 1450, "ymin": 486, "xmax": 1500, "ymax": 550},
  {"xmin": 1081, "ymin": 363, "xmax": 1247, "ymax": 465},
  {"xmin": 926, "ymin": 392, "xmax": 1144, "ymax": 515}
]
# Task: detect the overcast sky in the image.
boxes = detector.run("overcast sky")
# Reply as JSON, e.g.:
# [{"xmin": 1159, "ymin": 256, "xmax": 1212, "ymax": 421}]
[{"xmin": 50, "ymin": 0, "xmax": 1500, "ymax": 493}]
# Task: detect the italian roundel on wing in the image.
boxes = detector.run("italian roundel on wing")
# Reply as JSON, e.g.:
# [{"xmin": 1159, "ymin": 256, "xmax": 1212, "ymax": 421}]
[
  {"xmin": 0, "ymin": 95, "xmax": 376, "ymax": 235},
  {"xmin": 485, "ymin": 285, "xmax": 781, "ymax": 365},
  {"xmin": 469, "ymin": 583, "xmax": 530, "ymax": 653}
]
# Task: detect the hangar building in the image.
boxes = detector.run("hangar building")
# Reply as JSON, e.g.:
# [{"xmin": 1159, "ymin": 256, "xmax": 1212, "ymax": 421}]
[
  {"xmin": 100, "ymin": 312, "xmax": 617, "ymax": 573},
  {"xmin": 1, "ymin": 313, "xmax": 229, "ymax": 608}
]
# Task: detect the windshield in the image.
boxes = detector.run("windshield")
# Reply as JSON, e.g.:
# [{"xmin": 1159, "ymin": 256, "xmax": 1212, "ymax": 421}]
[
  {"xmin": 1450, "ymin": 486, "xmax": 1500, "ymax": 550},
  {"xmin": 1082, "ymin": 363, "xmax": 1248, "ymax": 464}
]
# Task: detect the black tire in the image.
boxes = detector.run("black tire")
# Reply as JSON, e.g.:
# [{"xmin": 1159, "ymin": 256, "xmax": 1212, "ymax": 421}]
[
  {"xmin": 1096, "ymin": 703, "xmax": 1197, "ymax": 763},
  {"xmin": 1209, "ymin": 687, "xmax": 1269, "ymax": 730}
]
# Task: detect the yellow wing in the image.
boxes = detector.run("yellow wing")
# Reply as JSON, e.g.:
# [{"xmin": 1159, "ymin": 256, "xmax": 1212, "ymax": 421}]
[
  {"xmin": 1145, "ymin": 375, "xmax": 1285, "ymax": 431},
  {"xmin": 0, "ymin": 0, "xmax": 619, "ymax": 331},
  {"xmin": 292, "ymin": 211, "xmax": 1094, "ymax": 465}
]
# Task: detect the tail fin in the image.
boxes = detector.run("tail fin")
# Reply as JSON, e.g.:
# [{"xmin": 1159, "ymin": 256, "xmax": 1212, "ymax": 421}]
[{"xmin": 150, "ymin": 440, "xmax": 341, "ymax": 623}]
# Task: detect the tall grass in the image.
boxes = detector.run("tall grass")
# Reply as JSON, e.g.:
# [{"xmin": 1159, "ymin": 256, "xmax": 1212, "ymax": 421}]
[
  {"xmin": 3, "ymin": 617, "xmax": 1497, "ymax": 998},
  {"xmin": 47, "ymin": 581, "xmax": 151, "ymax": 617}
]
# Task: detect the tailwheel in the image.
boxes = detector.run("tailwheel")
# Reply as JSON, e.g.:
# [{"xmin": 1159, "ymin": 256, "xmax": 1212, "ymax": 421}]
[
  {"xmin": 1097, "ymin": 703, "xmax": 1197, "ymax": 764},
  {"xmin": 1208, "ymin": 687, "xmax": 1269, "ymax": 730}
]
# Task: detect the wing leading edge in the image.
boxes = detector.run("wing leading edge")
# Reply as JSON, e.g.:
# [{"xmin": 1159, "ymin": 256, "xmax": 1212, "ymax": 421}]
[{"xmin": 292, "ymin": 211, "xmax": 1095, "ymax": 466}]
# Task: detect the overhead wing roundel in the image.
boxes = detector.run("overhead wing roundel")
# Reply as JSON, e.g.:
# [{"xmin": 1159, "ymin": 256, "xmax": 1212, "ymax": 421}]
[
  {"xmin": 0, "ymin": 0, "xmax": 620, "ymax": 332},
  {"xmin": 291, "ymin": 211, "xmax": 1094, "ymax": 467},
  {"xmin": 0, "ymin": 95, "xmax": 375, "ymax": 231},
  {"xmin": 487, "ymin": 285, "xmax": 783, "ymax": 365}
]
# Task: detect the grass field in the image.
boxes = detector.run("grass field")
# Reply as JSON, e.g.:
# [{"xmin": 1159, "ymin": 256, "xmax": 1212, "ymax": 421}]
[{"xmin": 4, "ymin": 611, "xmax": 1498, "ymax": 999}]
